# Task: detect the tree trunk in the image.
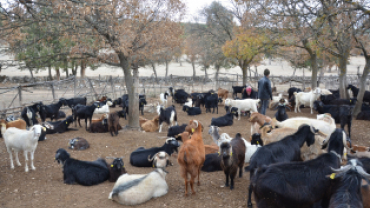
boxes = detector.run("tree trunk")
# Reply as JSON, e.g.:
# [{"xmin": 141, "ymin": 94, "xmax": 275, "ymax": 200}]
[
  {"xmin": 151, "ymin": 61, "xmax": 158, "ymax": 84},
  {"xmin": 338, "ymin": 57, "xmax": 349, "ymax": 99},
  {"xmin": 165, "ymin": 60, "xmax": 169, "ymax": 84},
  {"xmin": 28, "ymin": 68, "xmax": 34, "ymax": 82},
  {"xmin": 55, "ymin": 67, "xmax": 60, "ymax": 81},
  {"xmin": 80, "ymin": 60, "xmax": 86, "ymax": 78},
  {"xmin": 119, "ymin": 53, "xmax": 140, "ymax": 130},
  {"xmin": 204, "ymin": 67, "xmax": 208, "ymax": 83},
  {"xmin": 242, "ymin": 65, "xmax": 248, "ymax": 86},
  {"xmin": 48, "ymin": 65, "xmax": 53, "ymax": 80},
  {"xmin": 215, "ymin": 66, "xmax": 220, "ymax": 88},
  {"xmin": 310, "ymin": 54, "xmax": 318, "ymax": 89},
  {"xmin": 353, "ymin": 58, "xmax": 370, "ymax": 117},
  {"xmin": 192, "ymin": 61, "xmax": 196, "ymax": 79}
]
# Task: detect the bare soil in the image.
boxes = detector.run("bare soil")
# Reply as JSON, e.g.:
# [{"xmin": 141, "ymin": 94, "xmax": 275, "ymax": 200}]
[{"xmin": 0, "ymin": 101, "xmax": 369, "ymax": 208}]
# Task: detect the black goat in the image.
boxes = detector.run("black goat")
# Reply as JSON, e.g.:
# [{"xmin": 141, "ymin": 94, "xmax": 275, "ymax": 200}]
[
  {"xmin": 58, "ymin": 111, "xmax": 66, "ymax": 119},
  {"xmin": 55, "ymin": 148, "xmax": 110, "ymax": 186},
  {"xmin": 250, "ymin": 128, "xmax": 349, "ymax": 208},
  {"xmin": 167, "ymin": 124, "xmax": 187, "ymax": 139},
  {"xmin": 173, "ymin": 89, "xmax": 190, "ymax": 104},
  {"xmin": 250, "ymin": 133, "xmax": 264, "ymax": 146},
  {"xmin": 232, "ymin": 86, "xmax": 245, "ymax": 98},
  {"xmin": 158, "ymin": 105, "xmax": 177, "ymax": 133},
  {"xmin": 204, "ymin": 92, "xmax": 218, "ymax": 114},
  {"xmin": 201, "ymin": 153, "xmax": 223, "ymax": 172},
  {"xmin": 362, "ymin": 103, "xmax": 370, "ymax": 112},
  {"xmin": 73, "ymin": 103, "xmax": 99, "ymax": 130},
  {"xmin": 348, "ymin": 84, "xmax": 370, "ymax": 103},
  {"xmin": 191, "ymin": 93, "xmax": 205, "ymax": 107},
  {"xmin": 59, "ymin": 97, "xmax": 86, "ymax": 109},
  {"xmin": 121, "ymin": 98, "xmax": 147, "ymax": 117},
  {"xmin": 40, "ymin": 100, "xmax": 67, "ymax": 121},
  {"xmin": 313, "ymin": 100, "xmax": 352, "ymax": 138},
  {"xmin": 129, "ymin": 138, "xmax": 180, "ymax": 167},
  {"xmin": 245, "ymin": 124, "xmax": 318, "ymax": 207},
  {"xmin": 320, "ymin": 94, "xmax": 338, "ymax": 105},
  {"xmin": 327, "ymin": 98, "xmax": 357, "ymax": 106},
  {"xmin": 182, "ymin": 105, "xmax": 201, "ymax": 116},
  {"xmin": 43, "ymin": 115, "xmax": 75, "ymax": 134},
  {"xmin": 220, "ymin": 133, "xmax": 246, "ymax": 190},
  {"xmin": 327, "ymin": 159, "xmax": 370, "ymax": 208},
  {"xmin": 210, "ymin": 112, "xmax": 234, "ymax": 127},
  {"xmin": 274, "ymin": 103, "xmax": 289, "ymax": 122},
  {"xmin": 357, "ymin": 111, "xmax": 370, "ymax": 121},
  {"xmin": 329, "ymin": 89, "xmax": 340, "ymax": 98},
  {"xmin": 287, "ymin": 87, "xmax": 302, "ymax": 99},
  {"xmin": 21, "ymin": 102, "xmax": 43, "ymax": 127},
  {"xmin": 107, "ymin": 157, "xmax": 127, "ymax": 182}
]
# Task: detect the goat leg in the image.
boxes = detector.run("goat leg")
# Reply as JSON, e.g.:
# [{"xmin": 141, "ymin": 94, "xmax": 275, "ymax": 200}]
[
  {"xmin": 7, "ymin": 148, "xmax": 14, "ymax": 169},
  {"xmin": 30, "ymin": 151, "xmax": 36, "ymax": 170},
  {"xmin": 230, "ymin": 174, "xmax": 234, "ymax": 190},
  {"xmin": 239, "ymin": 166, "xmax": 243, "ymax": 178},
  {"xmin": 247, "ymin": 185, "xmax": 253, "ymax": 207},
  {"xmin": 15, "ymin": 151, "xmax": 21, "ymax": 166},
  {"xmin": 24, "ymin": 151, "xmax": 29, "ymax": 172},
  {"xmin": 197, "ymin": 167, "xmax": 201, "ymax": 186},
  {"xmin": 190, "ymin": 176, "xmax": 196, "ymax": 195},
  {"xmin": 225, "ymin": 173, "xmax": 229, "ymax": 187}
]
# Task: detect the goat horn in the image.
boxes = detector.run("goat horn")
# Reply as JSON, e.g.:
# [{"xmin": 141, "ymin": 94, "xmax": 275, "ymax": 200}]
[
  {"xmin": 317, "ymin": 131, "xmax": 327, "ymax": 138},
  {"xmin": 330, "ymin": 165, "xmax": 352, "ymax": 173},
  {"xmin": 342, "ymin": 131, "xmax": 352, "ymax": 150},
  {"xmin": 193, "ymin": 120, "xmax": 198, "ymax": 128},
  {"xmin": 148, "ymin": 154, "xmax": 155, "ymax": 162},
  {"xmin": 356, "ymin": 166, "xmax": 370, "ymax": 178}
]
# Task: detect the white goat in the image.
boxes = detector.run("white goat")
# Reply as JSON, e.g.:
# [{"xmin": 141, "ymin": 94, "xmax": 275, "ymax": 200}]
[
  {"xmin": 93, "ymin": 101, "xmax": 112, "ymax": 115},
  {"xmin": 294, "ymin": 88, "xmax": 322, "ymax": 114},
  {"xmin": 184, "ymin": 99, "xmax": 192, "ymax": 107},
  {"xmin": 143, "ymin": 103, "xmax": 156, "ymax": 113},
  {"xmin": 269, "ymin": 93, "xmax": 288, "ymax": 109},
  {"xmin": 159, "ymin": 92, "xmax": 169, "ymax": 107},
  {"xmin": 1, "ymin": 123, "xmax": 43, "ymax": 172},
  {"xmin": 224, "ymin": 98, "xmax": 260, "ymax": 120},
  {"xmin": 208, "ymin": 126, "xmax": 233, "ymax": 146},
  {"xmin": 108, "ymin": 168, "xmax": 168, "ymax": 205},
  {"xmin": 241, "ymin": 138, "xmax": 261, "ymax": 163},
  {"xmin": 271, "ymin": 115, "xmax": 336, "ymax": 139}
]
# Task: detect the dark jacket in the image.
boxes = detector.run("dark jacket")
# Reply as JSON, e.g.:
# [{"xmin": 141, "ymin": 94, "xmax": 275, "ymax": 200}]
[
  {"xmin": 258, "ymin": 76, "xmax": 272, "ymax": 100},
  {"xmin": 242, "ymin": 89, "xmax": 258, "ymax": 99}
]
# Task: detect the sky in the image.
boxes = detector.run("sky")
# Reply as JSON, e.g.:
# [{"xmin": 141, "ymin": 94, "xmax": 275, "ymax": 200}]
[{"xmin": 182, "ymin": 0, "xmax": 233, "ymax": 22}]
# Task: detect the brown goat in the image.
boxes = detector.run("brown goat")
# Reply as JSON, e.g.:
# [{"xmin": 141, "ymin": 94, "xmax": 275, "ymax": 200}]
[
  {"xmin": 178, "ymin": 120, "xmax": 205, "ymax": 196},
  {"xmin": 107, "ymin": 111, "xmax": 124, "ymax": 136},
  {"xmin": 219, "ymin": 133, "xmax": 246, "ymax": 190},
  {"xmin": 217, "ymin": 88, "xmax": 229, "ymax": 102},
  {"xmin": 68, "ymin": 137, "xmax": 90, "ymax": 150},
  {"xmin": 249, "ymin": 112, "xmax": 272, "ymax": 135},
  {"xmin": 139, "ymin": 116, "xmax": 148, "ymax": 126},
  {"xmin": 177, "ymin": 132, "xmax": 218, "ymax": 154},
  {"xmin": 0, "ymin": 119, "xmax": 27, "ymax": 130},
  {"xmin": 141, "ymin": 116, "xmax": 160, "ymax": 132},
  {"xmin": 92, "ymin": 114, "xmax": 107, "ymax": 123}
]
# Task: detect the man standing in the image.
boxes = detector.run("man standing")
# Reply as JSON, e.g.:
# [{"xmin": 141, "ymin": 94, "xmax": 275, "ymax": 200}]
[{"xmin": 258, "ymin": 69, "xmax": 272, "ymax": 115}]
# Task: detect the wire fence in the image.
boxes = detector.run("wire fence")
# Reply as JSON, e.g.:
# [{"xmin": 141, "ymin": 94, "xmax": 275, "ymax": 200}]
[{"xmin": 0, "ymin": 72, "xmax": 368, "ymax": 118}]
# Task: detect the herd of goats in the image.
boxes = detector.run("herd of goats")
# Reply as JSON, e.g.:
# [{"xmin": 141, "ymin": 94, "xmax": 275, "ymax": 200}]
[{"xmin": 1, "ymin": 83, "xmax": 370, "ymax": 207}]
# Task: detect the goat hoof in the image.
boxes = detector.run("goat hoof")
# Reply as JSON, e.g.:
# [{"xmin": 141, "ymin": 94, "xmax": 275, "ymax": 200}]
[
  {"xmin": 247, "ymin": 202, "xmax": 253, "ymax": 207},
  {"xmin": 25, "ymin": 168, "xmax": 29, "ymax": 172},
  {"xmin": 197, "ymin": 182, "xmax": 200, "ymax": 186},
  {"xmin": 17, "ymin": 163, "xmax": 22, "ymax": 166},
  {"xmin": 230, "ymin": 186, "xmax": 234, "ymax": 190},
  {"xmin": 31, "ymin": 166, "xmax": 36, "ymax": 170},
  {"xmin": 10, "ymin": 166, "xmax": 14, "ymax": 169}
]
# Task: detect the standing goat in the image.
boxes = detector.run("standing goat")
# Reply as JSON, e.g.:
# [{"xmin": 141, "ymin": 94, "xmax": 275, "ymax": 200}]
[
  {"xmin": 178, "ymin": 120, "xmax": 205, "ymax": 196},
  {"xmin": 158, "ymin": 105, "xmax": 178, "ymax": 132},
  {"xmin": 219, "ymin": 133, "xmax": 246, "ymax": 190},
  {"xmin": 1, "ymin": 123, "xmax": 44, "ymax": 172},
  {"xmin": 294, "ymin": 87, "xmax": 322, "ymax": 114},
  {"xmin": 245, "ymin": 124, "xmax": 318, "ymax": 207}
]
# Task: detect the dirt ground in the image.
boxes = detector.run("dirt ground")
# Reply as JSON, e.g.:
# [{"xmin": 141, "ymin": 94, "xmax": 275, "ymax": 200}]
[{"xmin": 0, "ymin": 100, "xmax": 369, "ymax": 208}]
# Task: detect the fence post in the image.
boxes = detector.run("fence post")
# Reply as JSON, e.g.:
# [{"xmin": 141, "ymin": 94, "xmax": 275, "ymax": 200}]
[
  {"xmin": 87, "ymin": 78, "xmax": 98, "ymax": 101},
  {"xmin": 236, "ymin": 73, "xmax": 238, "ymax": 86},
  {"xmin": 18, "ymin": 85, "xmax": 22, "ymax": 106},
  {"xmin": 110, "ymin": 76, "xmax": 115, "ymax": 99},
  {"xmin": 51, "ymin": 82, "xmax": 56, "ymax": 101}
]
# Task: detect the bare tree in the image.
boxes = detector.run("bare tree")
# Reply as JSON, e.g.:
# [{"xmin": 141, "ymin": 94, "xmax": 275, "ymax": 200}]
[{"xmin": 2, "ymin": 0, "xmax": 184, "ymax": 130}]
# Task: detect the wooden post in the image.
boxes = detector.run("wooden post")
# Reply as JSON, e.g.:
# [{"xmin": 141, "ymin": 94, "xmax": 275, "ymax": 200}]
[
  {"xmin": 51, "ymin": 82, "xmax": 56, "ymax": 101},
  {"xmin": 236, "ymin": 73, "xmax": 239, "ymax": 86},
  {"xmin": 18, "ymin": 85, "xmax": 22, "ymax": 106},
  {"xmin": 87, "ymin": 78, "xmax": 98, "ymax": 101},
  {"xmin": 110, "ymin": 76, "xmax": 115, "ymax": 99}
]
